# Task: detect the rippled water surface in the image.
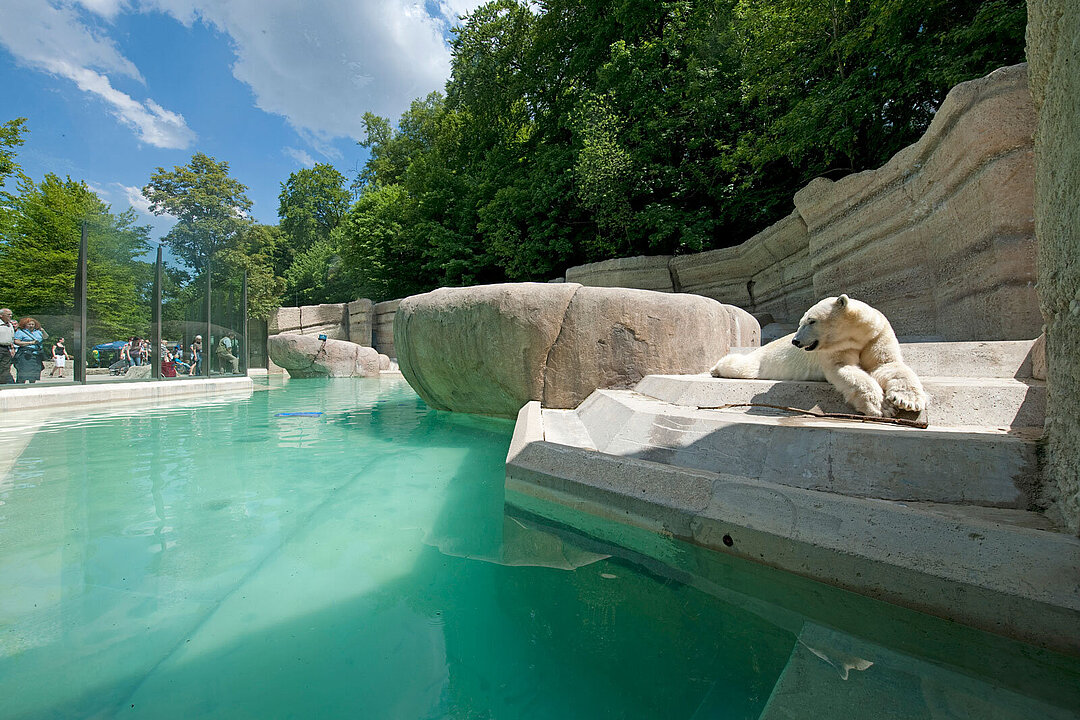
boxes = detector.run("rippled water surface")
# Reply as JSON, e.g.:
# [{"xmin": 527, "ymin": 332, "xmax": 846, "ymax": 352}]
[{"xmin": 0, "ymin": 377, "xmax": 1077, "ymax": 719}]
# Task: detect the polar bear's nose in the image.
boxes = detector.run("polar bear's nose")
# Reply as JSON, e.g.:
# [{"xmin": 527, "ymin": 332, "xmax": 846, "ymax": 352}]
[{"xmin": 791, "ymin": 337, "xmax": 802, "ymax": 348}]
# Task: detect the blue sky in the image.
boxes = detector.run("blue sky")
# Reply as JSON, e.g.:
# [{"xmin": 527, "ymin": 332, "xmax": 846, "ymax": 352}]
[{"xmin": 0, "ymin": 0, "xmax": 482, "ymax": 242}]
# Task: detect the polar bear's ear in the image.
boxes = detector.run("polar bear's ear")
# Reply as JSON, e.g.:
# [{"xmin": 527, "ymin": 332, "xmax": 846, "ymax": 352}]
[{"xmin": 835, "ymin": 294, "xmax": 849, "ymax": 308}]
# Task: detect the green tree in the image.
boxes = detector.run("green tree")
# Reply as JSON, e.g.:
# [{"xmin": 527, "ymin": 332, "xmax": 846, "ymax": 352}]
[
  {"xmin": 337, "ymin": 0, "xmax": 1026, "ymax": 293},
  {"xmin": 143, "ymin": 153, "xmax": 253, "ymax": 272},
  {"xmin": 0, "ymin": 118, "xmax": 28, "ymax": 195},
  {"xmin": 277, "ymin": 164, "xmax": 353, "ymax": 303},
  {"xmin": 278, "ymin": 164, "xmax": 350, "ymax": 259},
  {"xmin": 0, "ymin": 173, "xmax": 152, "ymax": 344}
]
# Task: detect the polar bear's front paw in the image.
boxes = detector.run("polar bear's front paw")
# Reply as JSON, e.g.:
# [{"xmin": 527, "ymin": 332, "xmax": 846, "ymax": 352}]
[
  {"xmin": 885, "ymin": 386, "xmax": 927, "ymax": 413},
  {"xmin": 850, "ymin": 387, "xmax": 885, "ymax": 417}
]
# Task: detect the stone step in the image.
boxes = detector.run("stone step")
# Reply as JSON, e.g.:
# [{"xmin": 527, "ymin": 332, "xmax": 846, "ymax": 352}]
[
  {"xmin": 505, "ymin": 400, "xmax": 1080, "ymax": 655},
  {"xmin": 574, "ymin": 389, "xmax": 1038, "ymax": 508},
  {"xmin": 727, "ymin": 339, "xmax": 1038, "ymax": 379},
  {"xmin": 541, "ymin": 408, "xmax": 597, "ymax": 451},
  {"xmin": 635, "ymin": 374, "xmax": 1046, "ymax": 429}
]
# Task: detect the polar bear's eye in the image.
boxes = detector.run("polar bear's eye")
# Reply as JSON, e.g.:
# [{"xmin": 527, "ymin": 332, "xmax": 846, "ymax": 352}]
[{"xmin": 807, "ymin": 319, "xmax": 816, "ymax": 325}]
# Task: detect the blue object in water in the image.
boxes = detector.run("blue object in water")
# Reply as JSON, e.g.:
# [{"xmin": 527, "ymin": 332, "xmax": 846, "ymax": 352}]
[{"xmin": 275, "ymin": 412, "xmax": 324, "ymax": 417}]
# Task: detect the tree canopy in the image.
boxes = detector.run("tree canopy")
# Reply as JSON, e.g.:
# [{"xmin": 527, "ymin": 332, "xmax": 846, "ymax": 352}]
[
  {"xmin": 143, "ymin": 153, "xmax": 254, "ymax": 272},
  {"xmin": 334, "ymin": 0, "xmax": 1026, "ymax": 300},
  {"xmin": 0, "ymin": 171, "xmax": 153, "ymax": 345}
]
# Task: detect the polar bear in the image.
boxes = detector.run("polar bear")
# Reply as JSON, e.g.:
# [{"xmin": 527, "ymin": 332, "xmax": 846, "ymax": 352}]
[{"xmin": 710, "ymin": 295, "xmax": 928, "ymax": 417}]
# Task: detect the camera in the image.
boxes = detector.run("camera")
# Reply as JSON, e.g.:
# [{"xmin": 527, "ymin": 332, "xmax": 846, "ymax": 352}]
[{"xmin": 318, "ymin": 334, "xmax": 327, "ymax": 341}]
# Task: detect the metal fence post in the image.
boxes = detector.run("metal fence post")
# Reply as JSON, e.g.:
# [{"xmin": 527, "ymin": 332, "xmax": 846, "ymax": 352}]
[
  {"xmin": 152, "ymin": 245, "xmax": 162, "ymax": 380},
  {"xmin": 204, "ymin": 261, "xmax": 212, "ymax": 377},
  {"xmin": 74, "ymin": 221, "xmax": 88, "ymax": 384},
  {"xmin": 241, "ymin": 269, "xmax": 249, "ymax": 376}
]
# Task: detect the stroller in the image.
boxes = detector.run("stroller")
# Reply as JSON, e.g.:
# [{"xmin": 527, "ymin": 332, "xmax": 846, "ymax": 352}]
[{"xmin": 108, "ymin": 359, "xmax": 129, "ymax": 376}]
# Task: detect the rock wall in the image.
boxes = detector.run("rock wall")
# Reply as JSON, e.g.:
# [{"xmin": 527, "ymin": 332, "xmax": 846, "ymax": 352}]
[
  {"xmin": 797, "ymin": 64, "xmax": 1037, "ymax": 340},
  {"xmin": 560, "ymin": 64, "xmax": 1040, "ymax": 341},
  {"xmin": 373, "ymin": 299, "xmax": 401, "ymax": 358},
  {"xmin": 1028, "ymin": 1, "xmax": 1080, "ymax": 534},
  {"xmin": 671, "ymin": 211, "xmax": 813, "ymax": 324},
  {"xmin": 268, "ymin": 299, "xmax": 373, "ymax": 346},
  {"xmin": 565, "ymin": 255, "xmax": 675, "ymax": 293}
]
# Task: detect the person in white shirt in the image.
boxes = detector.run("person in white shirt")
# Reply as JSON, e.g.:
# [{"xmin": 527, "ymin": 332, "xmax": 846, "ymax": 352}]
[{"xmin": 0, "ymin": 308, "xmax": 15, "ymax": 384}]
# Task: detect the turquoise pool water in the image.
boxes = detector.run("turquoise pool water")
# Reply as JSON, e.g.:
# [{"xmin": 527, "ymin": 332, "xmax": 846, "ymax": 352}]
[{"xmin": 0, "ymin": 377, "xmax": 1077, "ymax": 719}]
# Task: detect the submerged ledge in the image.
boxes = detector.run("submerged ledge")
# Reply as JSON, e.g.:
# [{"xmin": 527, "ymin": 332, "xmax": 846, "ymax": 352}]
[
  {"xmin": 505, "ymin": 400, "xmax": 1080, "ymax": 656},
  {"xmin": 0, "ymin": 376, "xmax": 254, "ymax": 412}
]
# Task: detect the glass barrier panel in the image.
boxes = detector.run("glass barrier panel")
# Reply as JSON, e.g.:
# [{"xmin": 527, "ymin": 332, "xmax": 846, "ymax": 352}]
[
  {"xmin": 162, "ymin": 259, "xmax": 208, "ymax": 381},
  {"xmin": 0, "ymin": 199, "xmax": 79, "ymax": 389},
  {"xmin": 209, "ymin": 258, "xmax": 245, "ymax": 377},
  {"xmin": 84, "ymin": 217, "xmax": 155, "ymax": 384}
]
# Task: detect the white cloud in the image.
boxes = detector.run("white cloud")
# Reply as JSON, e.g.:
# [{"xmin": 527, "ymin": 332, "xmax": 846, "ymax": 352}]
[
  {"xmin": 75, "ymin": 0, "xmax": 130, "ymax": 20},
  {"xmin": 283, "ymin": 147, "xmax": 316, "ymax": 168},
  {"xmin": 68, "ymin": 64, "xmax": 196, "ymax": 148},
  {"xmin": 85, "ymin": 181, "xmax": 110, "ymax": 197},
  {"xmin": 143, "ymin": 0, "xmax": 486, "ymax": 147},
  {"xmin": 0, "ymin": 0, "xmax": 195, "ymax": 149},
  {"xmin": 438, "ymin": 0, "xmax": 482, "ymax": 22},
  {"xmin": 119, "ymin": 183, "xmax": 158, "ymax": 215}
]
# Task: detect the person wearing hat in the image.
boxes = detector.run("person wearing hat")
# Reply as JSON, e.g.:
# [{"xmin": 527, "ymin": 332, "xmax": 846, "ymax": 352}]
[{"xmin": 189, "ymin": 335, "xmax": 203, "ymax": 376}]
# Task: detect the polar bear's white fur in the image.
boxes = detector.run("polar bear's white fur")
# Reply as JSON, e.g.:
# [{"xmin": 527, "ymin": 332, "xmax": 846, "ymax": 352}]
[{"xmin": 710, "ymin": 295, "xmax": 928, "ymax": 417}]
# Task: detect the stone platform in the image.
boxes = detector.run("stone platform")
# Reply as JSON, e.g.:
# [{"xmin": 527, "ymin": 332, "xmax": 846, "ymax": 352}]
[{"xmin": 505, "ymin": 339, "xmax": 1080, "ymax": 655}]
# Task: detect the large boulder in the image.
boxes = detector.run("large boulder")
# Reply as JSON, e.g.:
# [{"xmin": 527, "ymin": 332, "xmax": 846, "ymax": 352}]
[
  {"xmin": 395, "ymin": 283, "xmax": 758, "ymax": 417},
  {"xmin": 267, "ymin": 334, "xmax": 381, "ymax": 378}
]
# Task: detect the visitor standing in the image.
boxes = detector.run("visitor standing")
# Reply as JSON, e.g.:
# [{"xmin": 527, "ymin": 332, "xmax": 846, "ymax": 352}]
[
  {"xmin": 190, "ymin": 335, "xmax": 203, "ymax": 376},
  {"xmin": 12, "ymin": 317, "xmax": 46, "ymax": 384},
  {"xmin": 0, "ymin": 308, "xmax": 15, "ymax": 384},
  {"xmin": 120, "ymin": 338, "xmax": 133, "ymax": 370},
  {"xmin": 49, "ymin": 337, "xmax": 69, "ymax": 378},
  {"xmin": 130, "ymin": 337, "xmax": 143, "ymax": 366}
]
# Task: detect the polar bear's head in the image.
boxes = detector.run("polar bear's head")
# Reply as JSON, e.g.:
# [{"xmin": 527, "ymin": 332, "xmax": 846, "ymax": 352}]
[{"xmin": 792, "ymin": 294, "xmax": 854, "ymax": 352}]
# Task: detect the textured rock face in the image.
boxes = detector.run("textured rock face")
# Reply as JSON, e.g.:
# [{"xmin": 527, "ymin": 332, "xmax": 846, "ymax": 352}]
[
  {"xmin": 560, "ymin": 65, "xmax": 1039, "ymax": 341},
  {"xmin": 268, "ymin": 299, "xmax": 373, "ymax": 346},
  {"xmin": 796, "ymin": 63, "xmax": 1038, "ymax": 341},
  {"xmin": 347, "ymin": 299, "xmax": 373, "ymax": 346},
  {"xmin": 565, "ymin": 255, "xmax": 675, "ymax": 293},
  {"xmin": 373, "ymin": 299, "xmax": 401, "ymax": 358},
  {"xmin": 395, "ymin": 283, "xmax": 757, "ymax": 417},
  {"xmin": 395, "ymin": 284, "xmax": 578, "ymax": 417},
  {"xmin": 542, "ymin": 287, "xmax": 757, "ymax": 409},
  {"xmin": 670, "ymin": 211, "xmax": 812, "ymax": 324},
  {"xmin": 1028, "ymin": 0, "xmax": 1080, "ymax": 534},
  {"xmin": 267, "ymin": 334, "xmax": 381, "ymax": 378}
]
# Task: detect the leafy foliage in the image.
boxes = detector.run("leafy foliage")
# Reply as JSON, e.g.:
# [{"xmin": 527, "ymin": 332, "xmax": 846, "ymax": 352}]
[
  {"xmin": 143, "ymin": 153, "xmax": 253, "ymax": 272},
  {"xmin": 0, "ymin": 173, "xmax": 153, "ymax": 345},
  {"xmin": 277, "ymin": 164, "xmax": 354, "ymax": 304},
  {"xmin": 335, "ymin": 0, "xmax": 1024, "ymax": 298}
]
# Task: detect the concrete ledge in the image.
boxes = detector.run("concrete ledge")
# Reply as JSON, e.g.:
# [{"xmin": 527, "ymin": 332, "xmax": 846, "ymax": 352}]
[
  {"xmin": 576, "ymin": 389, "xmax": 1037, "ymax": 507},
  {"xmin": 506, "ymin": 427, "xmax": 1080, "ymax": 655},
  {"xmin": 636, "ymin": 373, "xmax": 1046, "ymax": 429},
  {"xmin": 0, "ymin": 377, "xmax": 253, "ymax": 412}
]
